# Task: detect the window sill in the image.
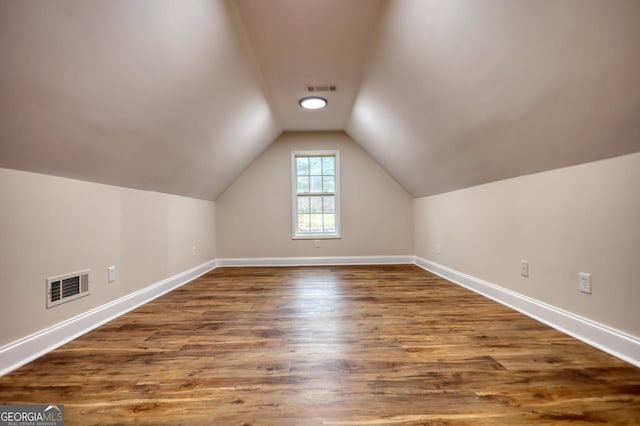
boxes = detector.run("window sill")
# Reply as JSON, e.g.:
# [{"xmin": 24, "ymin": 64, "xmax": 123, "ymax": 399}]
[{"xmin": 292, "ymin": 234, "xmax": 341, "ymax": 240}]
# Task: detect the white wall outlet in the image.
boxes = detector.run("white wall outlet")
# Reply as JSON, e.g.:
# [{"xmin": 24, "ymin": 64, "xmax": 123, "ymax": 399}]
[
  {"xmin": 436, "ymin": 243, "xmax": 441, "ymax": 254},
  {"xmin": 579, "ymin": 272, "xmax": 592, "ymax": 294},
  {"xmin": 192, "ymin": 245, "xmax": 197, "ymax": 256},
  {"xmin": 107, "ymin": 266, "xmax": 116, "ymax": 283},
  {"xmin": 520, "ymin": 260, "xmax": 529, "ymax": 277},
  {"xmin": 314, "ymin": 240, "xmax": 320, "ymax": 248}
]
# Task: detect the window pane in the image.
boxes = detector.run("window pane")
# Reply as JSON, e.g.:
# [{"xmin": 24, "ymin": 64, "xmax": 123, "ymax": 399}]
[
  {"xmin": 310, "ymin": 196, "xmax": 322, "ymax": 213},
  {"xmin": 297, "ymin": 176, "xmax": 309, "ymax": 193},
  {"xmin": 296, "ymin": 157, "xmax": 309, "ymax": 176},
  {"xmin": 322, "ymin": 157, "xmax": 335, "ymax": 175},
  {"xmin": 298, "ymin": 196, "xmax": 310, "ymax": 213},
  {"xmin": 310, "ymin": 214, "xmax": 323, "ymax": 232},
  {"xmin": 297, "ymin": 214, "xmax": 310, "ymax": 233},
  {"xmin": 322, "ymin": 176, "xmax": 335, "ymax": 193},
  {"xmin": 323, "ymin": 214, "xmax": 335, "ymax": 232},
  {"xmin": 310, "ymin": 176, "xmax": 322, "ymax": 193},
  {"xmin": 310, "ymin": 157, "xmax": 322, "ymax": 175},
  {"xmin": 323, "ymin": 196, "xmax": 335, "ymax": 213},
  {"xmin": 292, "ymin": 151, "xmax": 339, "ymax": 238}
]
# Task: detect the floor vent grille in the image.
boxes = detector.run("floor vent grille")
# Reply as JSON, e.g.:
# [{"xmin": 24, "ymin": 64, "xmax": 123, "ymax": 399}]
[{"xmin": 47, "ymin": 270, "xmax": 90, "ymax": 308}]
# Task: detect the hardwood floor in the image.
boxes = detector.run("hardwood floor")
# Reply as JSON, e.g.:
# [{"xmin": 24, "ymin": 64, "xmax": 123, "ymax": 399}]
[{"xmin": 1, "ymin": 265, "xmax": 639, "ymax": 425}]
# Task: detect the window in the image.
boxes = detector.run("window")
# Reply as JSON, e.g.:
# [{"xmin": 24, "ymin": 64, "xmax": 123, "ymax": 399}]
[{"xmin": 292, "ymin": 150, "xmax": 340, "ymax": 239}]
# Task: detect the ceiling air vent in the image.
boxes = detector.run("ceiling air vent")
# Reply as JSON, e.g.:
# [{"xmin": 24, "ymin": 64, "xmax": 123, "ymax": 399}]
[
  {"xmin": 46, "ymin": 270, "xmax": 90, "ymax": 309},
  {"xmin": 306, "ymin": 84, "xmax": 337, "ymax": 93}
]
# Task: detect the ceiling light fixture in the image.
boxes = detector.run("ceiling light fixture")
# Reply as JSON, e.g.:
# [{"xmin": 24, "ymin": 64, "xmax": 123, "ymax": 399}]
[{"xmin": 299, "ymin": 96, "xmax": 327, "ymax": 110}]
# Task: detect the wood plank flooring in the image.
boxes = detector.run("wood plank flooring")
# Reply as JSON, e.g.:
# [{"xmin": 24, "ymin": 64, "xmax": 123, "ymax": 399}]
[{"xmin": 1, "ymin": 265, "xmax": 639, "ymax": 425}]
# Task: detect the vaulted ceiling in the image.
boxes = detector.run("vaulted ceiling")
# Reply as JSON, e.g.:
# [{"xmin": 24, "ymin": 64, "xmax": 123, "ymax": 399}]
[{"xmin": 1, "ymin": 0, "xmax": 639, "ymax": 200}]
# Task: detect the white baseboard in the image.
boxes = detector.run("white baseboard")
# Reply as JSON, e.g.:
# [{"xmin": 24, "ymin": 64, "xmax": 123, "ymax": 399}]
[
  {"xmin": 0, "ymin": 259, "xmax": 217, "ymax": 377},
  {"xmin": 217, "ymin": 255, "xmax": 414, "ymax": 267},
  {"xmin": 414, "ymin": 256, "xmax": 640, "ymax": 368}
]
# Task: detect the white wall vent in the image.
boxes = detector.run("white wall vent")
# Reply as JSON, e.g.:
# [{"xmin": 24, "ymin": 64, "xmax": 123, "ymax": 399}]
[{"xmin": 46, "ymin": 270, "xmax": 90, "ymax": 308}]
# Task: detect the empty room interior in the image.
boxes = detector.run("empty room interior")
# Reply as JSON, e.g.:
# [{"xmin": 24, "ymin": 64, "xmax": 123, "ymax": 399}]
[{"xmin": 1, "ymin": 0, "xmax": 639, "ymax": 424}]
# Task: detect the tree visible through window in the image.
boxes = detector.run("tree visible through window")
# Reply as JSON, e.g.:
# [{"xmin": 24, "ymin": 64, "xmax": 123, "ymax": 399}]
[{"xmin": 291, "ymin": 150, "xmax": 340, "ymax": 238}]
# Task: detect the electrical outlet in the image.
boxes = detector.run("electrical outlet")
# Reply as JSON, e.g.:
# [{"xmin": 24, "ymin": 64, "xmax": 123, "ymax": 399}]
[
  {"xmin": 108, "ymin": 266, "xmax": 116, "ymax": 283},
  {"xmin": 192, "ymin": 245, "xmax": 197, "ymax": 256},
  {"xmin": 314, "ymin": 240, "xmax": 320, "ymax": 248},
  {"xmin": 436, "ymin": 243, "xmax": 441, "ymax": 254},
  {"xmin": 520, "ymin": 260, "xmax": 529, "ymax": 277},
  {"xmin": 579, "ymin": 272, "xmax": 592, "ymax": 294}
]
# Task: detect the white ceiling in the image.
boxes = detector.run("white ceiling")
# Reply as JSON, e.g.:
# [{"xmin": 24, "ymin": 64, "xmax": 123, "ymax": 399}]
[
  {"xmin": 1, "ymin": 0, "xmax": 639, "ymax": 200},
  {"xmin": 0, "ymin": 0, "xmax": 280, "ymax": 200},
  {"xmin": 347, "ymin": 0, "xmax": 640, "ymax": 197},
  {"xmin": 234, "ymin": 0, "xmax": 384, "ymax": 131}
]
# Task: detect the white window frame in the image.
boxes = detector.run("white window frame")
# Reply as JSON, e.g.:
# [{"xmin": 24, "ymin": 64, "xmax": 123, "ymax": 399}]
[{"xmin": 291, "ymin": 150, "xmax": 341, "ymax": 239}]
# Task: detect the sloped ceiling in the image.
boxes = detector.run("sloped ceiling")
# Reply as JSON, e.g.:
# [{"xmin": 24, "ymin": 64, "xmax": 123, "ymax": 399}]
[
  {"xmin": 1, "ymin": 0, "xmax": 639, "ymax": 200},
  {"xmin": 347, "ymin": 0, "xmax": 640, "ymax": 197},
  {"xmin": 0, "ymin": 0, "xmax": 280, "ymax": 200}
]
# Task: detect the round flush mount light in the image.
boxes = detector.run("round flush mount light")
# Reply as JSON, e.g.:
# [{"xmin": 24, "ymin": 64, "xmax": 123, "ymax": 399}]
[{"xmin": 299, "ymin": 96, "xmax": 327, "ymax": 110}]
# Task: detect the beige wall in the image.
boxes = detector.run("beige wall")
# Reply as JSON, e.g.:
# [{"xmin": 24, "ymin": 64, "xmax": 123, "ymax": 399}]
[
  {"xmin": 414, "ymin": 152, "xmax": 640, "ymax": 338},
  {"xmin": 216, "ymin": 131, "xmax": 413, "ymax": 258},
  {"xmin": 0, "ymin": 168, "xmax": 216, "ymax": 346}
]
